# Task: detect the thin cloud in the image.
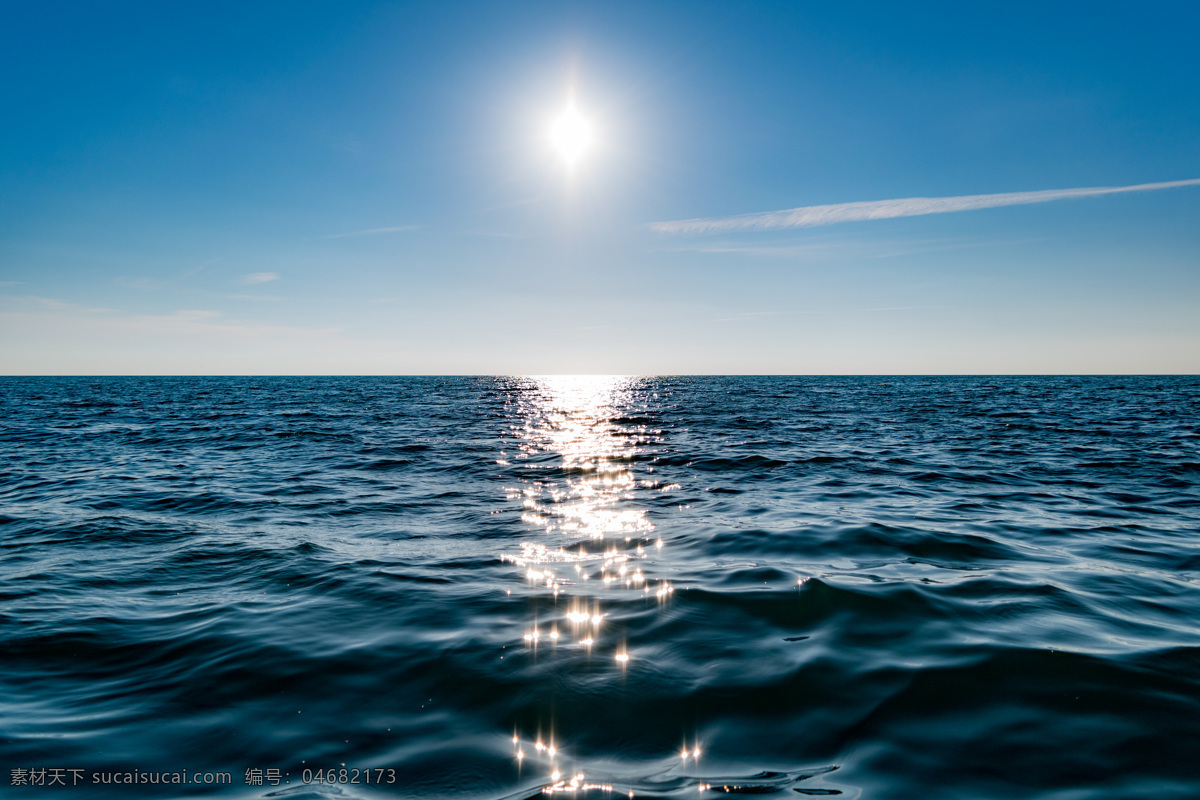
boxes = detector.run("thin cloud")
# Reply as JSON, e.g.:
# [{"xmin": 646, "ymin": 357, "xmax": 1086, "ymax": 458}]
[
  {"xmin": 183, "ymin": 258, "xmax": 221, "ymax": 277},
  {"xmin": 0, "ymin": 296, "xmax": 337, "ymax": 338},
  {"xmin": 243, "ymin": 272, "xmax": 280, "ymax": 284},
  {"xmin": 0, "ymin": 294, "xmax": 113, "ymax": 314},
  {"xmin": 314, "ymin": 225, "xmax": 423, "ymax": 240},
  {"xmin": 650, "ymin": 178, "xmax": 1200, "ymax": 235}
]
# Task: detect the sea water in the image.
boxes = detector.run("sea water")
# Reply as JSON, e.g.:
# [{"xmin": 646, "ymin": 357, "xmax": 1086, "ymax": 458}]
[{"xmin": 2, "ymin": 376, "xmax": 1198, "ymax": 799}]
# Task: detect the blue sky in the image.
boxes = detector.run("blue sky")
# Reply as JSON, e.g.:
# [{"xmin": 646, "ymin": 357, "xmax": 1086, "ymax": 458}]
[{"xmin": 2, "ymin": 1, "xmax": 1198, "ymax": 374}]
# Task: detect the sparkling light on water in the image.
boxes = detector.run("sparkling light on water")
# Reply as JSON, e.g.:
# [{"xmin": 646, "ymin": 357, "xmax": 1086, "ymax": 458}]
[{"xmin": 498, "ymin": 376, "xmax": 690, "ymax": 787}]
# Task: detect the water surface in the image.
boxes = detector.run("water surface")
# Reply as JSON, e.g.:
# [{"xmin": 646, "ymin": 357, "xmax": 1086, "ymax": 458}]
[{"xmin": 2, "ymin": 376, "xmax": 1198, "ymax": 799}]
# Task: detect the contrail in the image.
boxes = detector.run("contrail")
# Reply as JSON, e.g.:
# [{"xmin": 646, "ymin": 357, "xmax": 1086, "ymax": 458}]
[{"xmin": 649, "ymin": 178, "xmax": 1200, "ymax": 235}]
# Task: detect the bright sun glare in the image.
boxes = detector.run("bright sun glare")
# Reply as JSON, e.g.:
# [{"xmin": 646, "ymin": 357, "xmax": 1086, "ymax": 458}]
[{"xmin": 549, "ymin": 104, "xmax": 593, "ymax": 167}]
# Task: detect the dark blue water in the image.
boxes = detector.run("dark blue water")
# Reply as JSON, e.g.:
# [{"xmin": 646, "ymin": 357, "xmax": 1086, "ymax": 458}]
[{"xmin": 2, "ymin": 376, "xmax": 1199, "ymax": 799}]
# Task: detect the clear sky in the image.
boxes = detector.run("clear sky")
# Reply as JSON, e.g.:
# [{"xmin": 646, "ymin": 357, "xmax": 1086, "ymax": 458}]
[{"xmin": 2, "ymin": 1, "xmax": 1198, "ymax": 374}]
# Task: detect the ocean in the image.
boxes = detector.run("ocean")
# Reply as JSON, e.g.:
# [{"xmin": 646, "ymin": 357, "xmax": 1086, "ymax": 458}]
[{"xmin": 2, "ymin": 375, "xmax": 1198, "ymax": 799}]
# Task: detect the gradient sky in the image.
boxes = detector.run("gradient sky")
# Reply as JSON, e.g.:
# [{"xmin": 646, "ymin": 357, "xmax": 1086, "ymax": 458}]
[{"xmin": 2, "ymin": 1, "xmax": 1198, "ymax": 374}]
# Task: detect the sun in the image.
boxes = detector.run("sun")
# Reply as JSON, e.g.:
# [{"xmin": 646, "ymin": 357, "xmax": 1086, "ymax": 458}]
[{"xmin": 548, "ymin": 103, "xmax": 594, "ymax": 168}]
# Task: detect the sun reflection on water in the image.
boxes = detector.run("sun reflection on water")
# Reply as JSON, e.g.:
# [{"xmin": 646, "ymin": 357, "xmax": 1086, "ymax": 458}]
[
  {"xmin": 509, "ymin": 725, "xmax": 710, "ymax": 796},
  {"xmin": 500, "ymin": 376, "xmax": 670, "ymax": 653},
  {"xmin": 499, "ymin": 376, "xmax": 700, "ymax": 783}
]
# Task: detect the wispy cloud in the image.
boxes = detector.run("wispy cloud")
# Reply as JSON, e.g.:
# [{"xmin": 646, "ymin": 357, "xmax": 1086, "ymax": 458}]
[
  {"xmin": 0, "ymin": 294, "xmax": 113, "ymax": 314},
  {"xmin": 314, "ymin": 225, "xmax": 423, "ymax": 240},
  {"xmin": 650, "ymin": 178, "xmax": 1200, "ymax": 235},
  {"xmin": 243, "ymin": 272, "xmax": 280, "ymax": 284},
  {"xmin": 0, "ymin": 295, "xmax": 337, "ymax": 339},
  {"xmin": 0, "ymin": 294, "xmax": 366, "ymax": 375},
  {"xmin": 183, "ymin": 258, "xmax": 221, "ymax": 277}
]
